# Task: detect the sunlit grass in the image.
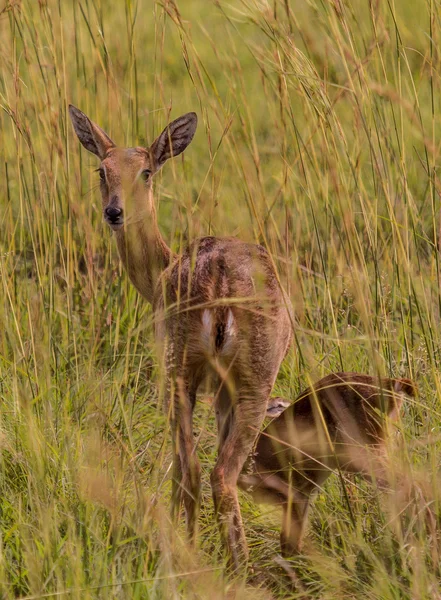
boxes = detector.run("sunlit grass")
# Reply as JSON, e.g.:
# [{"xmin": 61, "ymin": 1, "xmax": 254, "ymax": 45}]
[{"xmin": 0, "ymin": 0, "xmax": 440, "ymax": 597}]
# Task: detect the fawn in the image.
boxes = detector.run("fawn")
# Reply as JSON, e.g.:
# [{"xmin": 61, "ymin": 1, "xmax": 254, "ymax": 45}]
[
  {"xmin": 239, "ymin": 372, "xmax": 416, "ymax": 557},
  {"xmin": 69, "ymin": 106, "xmax": 292, "ymax": 569}
]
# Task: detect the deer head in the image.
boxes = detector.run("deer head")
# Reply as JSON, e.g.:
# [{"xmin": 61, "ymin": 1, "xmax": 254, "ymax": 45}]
[{"xmin": 69, "ymin": 105, "xmax": 197, "ymax": 230}]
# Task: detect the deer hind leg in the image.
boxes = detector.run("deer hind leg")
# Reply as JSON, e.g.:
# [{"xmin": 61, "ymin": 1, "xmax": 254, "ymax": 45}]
[
  {"xmin": 210, "ymin": 385, "xmax": 268, "ymax": 570},
  {"xmin": 280, "ymin": 493, "xmax": 312, "ymax": 558},
  {"xmin": 214, "ymin": 380, "xmax": 235, "ymax": 449},
  {"xmin": 169, "ymin": 375, "xmax": 201, "ymax": 543}
]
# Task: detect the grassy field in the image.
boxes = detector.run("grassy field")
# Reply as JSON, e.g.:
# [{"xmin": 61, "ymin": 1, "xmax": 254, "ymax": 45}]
[{"xmin": 0, "ymin": 0, "xmax": 440, "ymax": 597}]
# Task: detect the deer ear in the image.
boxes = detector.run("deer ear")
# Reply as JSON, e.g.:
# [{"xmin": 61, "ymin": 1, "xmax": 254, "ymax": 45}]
[
  {"xmin": 150, "ymin": 112, "xmax": 197, "ymax": 170},
  {"xmin": 69, "ymin": 105, "xmax": 115, "ymax": 159},
  {"xmin": 265, "ymin": 397, "xmax": 290, "ymax": 418}
]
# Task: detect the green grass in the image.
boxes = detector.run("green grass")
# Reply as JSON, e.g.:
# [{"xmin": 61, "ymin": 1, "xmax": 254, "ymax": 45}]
[{"xmin": 0, "ymin": 0, "xmax": 440, "ymax": 597}]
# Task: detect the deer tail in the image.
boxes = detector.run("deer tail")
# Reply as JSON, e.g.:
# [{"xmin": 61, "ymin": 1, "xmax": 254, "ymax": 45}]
[
  {"xmin": 386, "ymin": 377, "xmax": 417, "ymax": 421},
  {"xmin": 393, "ymin": 378, "xmax": 417, "ymax": 397}
]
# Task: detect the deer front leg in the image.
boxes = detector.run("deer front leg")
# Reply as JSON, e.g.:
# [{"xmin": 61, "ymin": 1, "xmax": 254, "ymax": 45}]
[
  {"xmin": 210, "ymin": 388, "xmax": 268, "ymax": 571},
  {"xmin": 169, "ymin": 375, "xmax": 201, "ymax": 543}
]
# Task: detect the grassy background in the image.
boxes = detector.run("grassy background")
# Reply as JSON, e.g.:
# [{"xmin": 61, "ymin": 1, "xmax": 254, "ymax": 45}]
[{"xmin": 0, "ymin": 0, "xmax": 440, "ymax": 597}]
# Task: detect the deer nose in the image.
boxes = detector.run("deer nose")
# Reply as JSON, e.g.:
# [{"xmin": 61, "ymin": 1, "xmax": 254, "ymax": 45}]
[{"xmin": 105, "ymin": 206, "xmax": 122, "ymax": 221}]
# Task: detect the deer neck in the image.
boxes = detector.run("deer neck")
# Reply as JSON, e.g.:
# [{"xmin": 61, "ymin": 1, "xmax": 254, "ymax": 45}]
[{"xmin": 114, "ymin": 189, "xmax": 172, "ymax": 304}]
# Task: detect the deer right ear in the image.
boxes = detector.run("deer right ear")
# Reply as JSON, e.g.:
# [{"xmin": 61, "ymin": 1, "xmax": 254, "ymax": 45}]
[{"xmin": 69, "ymin": 105, "xmax": 115, "ymax": 159}]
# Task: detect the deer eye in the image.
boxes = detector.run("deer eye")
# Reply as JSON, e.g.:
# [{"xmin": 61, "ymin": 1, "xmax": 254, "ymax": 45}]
[
  {"xmin": 140, "ymin": 169, "xmax": 151, "ymax": 182},
  {"xmin": 98, "ymin": 168, "xmax": 106, "ymax": 182}
]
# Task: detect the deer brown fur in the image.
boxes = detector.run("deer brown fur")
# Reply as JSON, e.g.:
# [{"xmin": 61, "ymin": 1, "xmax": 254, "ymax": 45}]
[
  {"xmin": 239, "ymin": 372, "xmax": 416, "ymax": 557},
  {"xmin": 69, "ymin": 105, "xmax": 292, "ymax": 569}
]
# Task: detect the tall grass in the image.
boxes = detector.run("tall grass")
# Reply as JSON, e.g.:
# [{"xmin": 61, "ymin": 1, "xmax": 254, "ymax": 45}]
[{"xmin": 0, "ymin": 0, "xmax": 440, "ymax": 597}]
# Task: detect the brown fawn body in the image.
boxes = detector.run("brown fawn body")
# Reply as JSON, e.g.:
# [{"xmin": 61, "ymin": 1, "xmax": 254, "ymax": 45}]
[
  {"xmin": 239, "ymin": 372, "xmax": 416, "ymax": 557},
  {"xmin": 69, "ymin": 106, "xmax": 292, "ymax": 568}
]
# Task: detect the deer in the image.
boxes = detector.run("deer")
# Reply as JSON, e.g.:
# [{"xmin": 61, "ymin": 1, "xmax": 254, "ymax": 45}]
[
  {"xmin": 238, "ymin": 372, "xmax": 416, "ymax": 557},
  {"xmin": 69, "ymin": 105, "xmax": 292, "ymax": 570}
]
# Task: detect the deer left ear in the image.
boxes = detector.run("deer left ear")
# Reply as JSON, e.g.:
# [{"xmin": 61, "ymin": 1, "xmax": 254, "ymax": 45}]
[{"xmin": 150, "ymin": 112, "xmax": 197, "ymax": 170}]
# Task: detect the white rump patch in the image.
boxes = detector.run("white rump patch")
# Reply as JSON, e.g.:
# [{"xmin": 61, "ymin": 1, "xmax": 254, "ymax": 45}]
[
  {"xmin": 201, "ymin": 309, "xmax": 213, "ymax": 352},
  {"xmin": 222, "ymin": 309, "xmax": 236, "ymax": 354},
  {"xmin": 225, "ymin": 309, "xmax": 234, "ymax": 334},
  {"xmin": 200, "ymin": 308, "xmax": 236, "ymax": 355}
]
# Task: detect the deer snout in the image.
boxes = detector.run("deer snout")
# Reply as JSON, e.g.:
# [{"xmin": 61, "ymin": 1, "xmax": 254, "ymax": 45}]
[{"xmin": 104, "ymin": 205, "xmax": 123, "ymax": 227}]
